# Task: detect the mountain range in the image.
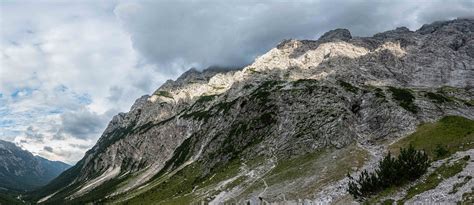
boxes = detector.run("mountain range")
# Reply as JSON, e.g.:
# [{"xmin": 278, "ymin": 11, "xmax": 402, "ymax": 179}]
[
  {"xmin": 0, "ymin": 140, "xmax": 70, "ymax": 192},
  {"xmin": 15, "ymin": 18, "xmax": 474, "ymax": 204}
]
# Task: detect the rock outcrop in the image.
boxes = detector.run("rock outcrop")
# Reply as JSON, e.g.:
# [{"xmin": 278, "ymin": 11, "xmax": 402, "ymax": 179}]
[{"xmin": 319, "ymin": 28, "xmax": 352, "ymax": 41}]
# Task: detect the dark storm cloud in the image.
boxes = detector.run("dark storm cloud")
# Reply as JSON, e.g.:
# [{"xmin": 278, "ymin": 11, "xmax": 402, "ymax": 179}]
[
  {"xmin": 115, "ymin": 0, "xmax": 474, "ymax": 71},
  {"xmin": 60, "ymin": 108, "xmax": 108, "ymax": 140}
]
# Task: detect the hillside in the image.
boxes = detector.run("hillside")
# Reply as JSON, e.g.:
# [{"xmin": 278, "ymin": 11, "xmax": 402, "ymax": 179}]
[{"xmin": 29, "ymin": 18, "xmax": 474, "ymax": 204}]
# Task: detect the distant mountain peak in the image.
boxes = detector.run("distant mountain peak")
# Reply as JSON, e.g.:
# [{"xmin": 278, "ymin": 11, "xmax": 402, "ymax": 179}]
[{"xmin": 0, "ymin": 139, "xmax": 70, "ymax": 192}]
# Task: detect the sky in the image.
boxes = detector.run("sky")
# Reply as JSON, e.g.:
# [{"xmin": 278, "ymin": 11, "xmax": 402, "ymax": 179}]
[{"xmin": 1, "ymin": 0, "xmax": 473, "ymax": 164}]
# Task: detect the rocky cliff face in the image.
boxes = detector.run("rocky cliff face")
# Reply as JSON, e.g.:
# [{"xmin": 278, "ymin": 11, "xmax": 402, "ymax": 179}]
[
  {"xmin": 31, "ymin": 18, "xmax": 474, "ymax": 204},
  {"xmin": 0, "ymin": 140, "xmax": 70, "ymax": 192}
]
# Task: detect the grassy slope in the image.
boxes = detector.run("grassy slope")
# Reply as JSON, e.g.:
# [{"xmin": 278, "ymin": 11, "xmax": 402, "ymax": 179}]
[
  {"xmin": 367, "ymin": 116, "xmax": 474, "ymax": 203},
  {"xmin": 118, "ymin": 159, "xmax": 242, "ymax": 204},
  {"xmin": 237, "ymin": 144, "xmax": 368, "ymax": 201},
  {"xmin": 113, "ymin": 145, "xmax": 367, "ymax": 204},
  {"xmin": 389, "ymin": 116, "xmax": 474, "ymax": 160}
]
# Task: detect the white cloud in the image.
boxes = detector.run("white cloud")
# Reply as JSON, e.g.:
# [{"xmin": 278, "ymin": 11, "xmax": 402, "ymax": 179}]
[
  {"xmin": 114, "ymin": 0, "xmax": 474, "ymax": 71},
  {"xmin": 1, "ymin": 1, "xmax": 170, "ymax": 164}
]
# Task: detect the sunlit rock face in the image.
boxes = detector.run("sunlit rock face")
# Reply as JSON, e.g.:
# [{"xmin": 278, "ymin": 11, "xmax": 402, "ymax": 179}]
[{"xmin": 33, "ymin": 18, "xmax": 473, "ymax": 204}]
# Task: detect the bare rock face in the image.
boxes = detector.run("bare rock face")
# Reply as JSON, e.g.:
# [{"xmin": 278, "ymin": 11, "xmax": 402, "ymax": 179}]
[{"xmin": 32, "ymin": 18, "xmax": 474, "ymax": 204}]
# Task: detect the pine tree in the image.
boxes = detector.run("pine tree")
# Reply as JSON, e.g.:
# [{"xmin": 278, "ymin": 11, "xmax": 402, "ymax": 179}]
[{"xmin": 347, "ymin": 145, "xmax": 430, "ymax": 201}]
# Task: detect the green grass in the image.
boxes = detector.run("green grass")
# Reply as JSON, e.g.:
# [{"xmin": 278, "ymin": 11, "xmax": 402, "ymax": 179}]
[
  {"xmin": 124, "ymin": 158, "xmax": 243, "ymax": 204},
  {"xmin": 125, "ymin": 162, "xmax": 203, "ymax": 204},
  {"xmin": 388, "ymin": 86, "xmax": 417, "ymax": 113},
  {"xmin": 368, "ymin": 116, "xmax": 473, "ymax": 204},
  {"xmin": 366, "ymin": 186, "xmax": 399, "ymax": 204},
  {"xmin": 240, "ymin": 145, "xmax": 368, "ymax": 200},
  {"xmin": 389, "ymin": 116, "xmax": 474, "ymax": 160},
  {"xmin": 401, "ymin": 156, "xmax": 470, "ymax": 202}
]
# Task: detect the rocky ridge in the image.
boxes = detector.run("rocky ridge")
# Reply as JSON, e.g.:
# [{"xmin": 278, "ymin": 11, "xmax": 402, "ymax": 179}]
[{"xmin": 31, "ymin": 18, "xmax": 474, "ymax": 204}]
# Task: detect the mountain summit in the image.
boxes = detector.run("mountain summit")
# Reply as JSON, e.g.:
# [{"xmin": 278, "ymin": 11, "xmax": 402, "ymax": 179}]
[{"xmin": 30, "ymin": 18, "xmax": 473, "ymax": 204}]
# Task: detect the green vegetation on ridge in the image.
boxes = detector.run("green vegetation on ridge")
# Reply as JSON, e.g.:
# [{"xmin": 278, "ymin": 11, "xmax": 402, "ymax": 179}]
[{"xmin": 388, "ymin": 86, "xmax": 418, "ymax": 113}]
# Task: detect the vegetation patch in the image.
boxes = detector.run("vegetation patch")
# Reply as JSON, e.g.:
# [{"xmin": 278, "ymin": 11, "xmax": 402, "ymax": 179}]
[
  {"xmin": 389, "ymin": 116, "xmax": 474, "ymax": 160},
  {"xmin": 292, "ymin": 79, "xmax": 318, "ymax": 86},
  {"xmin": 242, "ymin": 84, "xmax": 253, "ymax": 90},
  {"xmin": 156, "ymin": 90, "xmax": 173, "ymax": 99},
  {"xmin": 248, "ymin": 80, "xmax": 283, "ymax": 105},
  {"xmin": 195, "ymin": 95, "xmax": 217, "ymax": 104},
  {"xmin": 135, "ymin": 116, "xmax": 175, "ymax": 135},
  {"xmin": 460, "ymin": 187, "xmax": 474, "ymax": 204},
  {"xmin": 449, "ymin": 175, "xmax": 471, "ymax": 194},
  {"xmin": 246, "ymin": 67, "xmax": 260, "ymax": 74},
  {"xmin": 125, "ymin": 158, "xmax": 242, "ymax": 205},
  {"xmin": 0, "ymin": 192, "xmax": 24, "ymax": 205},
  {"xmin": 401, "ymin": 155, "xmax": 470, "ymax": 202},
  {"xmin": 68, "ymin": 176, "xmax": 130, "ymax": 204},
  {"xmin": 220, "ymin": 112, "xmax": 276, "ymax": 158},
  {"xmin": 425, "ymin": 92, "xmax": 452, "ymax": 104},
  {"xmin": 338, "ymin": 80, "xmax": 359, "ymax": 93},
  {"xmin": 214, "ymin": 100, "xmax": 236, "ymax": 114},
  {"xmin": 388, "ymin": 86, "xmax": 417, "ymax": 113},
  {"xmin": 256, "ymin": 80, "xmax": 284, "ymax": 91},
  {"xmin": 465, "ymin": 100, "xmax": 474, "ymax": 107},
  {"xmin": 239, "ymin": 145, "xmax": 367, "ymax": 201},
  {"xmin": 126, "ymin": 162, "xmax": 203, "ymax": 204},
  {"xmin": 347, "ymin": 145, "xmax": 429, "ymax": 201},
  {"xmin": 159, "ymin": 136, "xmax": 195, "ymax": 175},
  {"xmin": 181, "ymin": 110, "xmax": 212, "ymax": 122},
  {"xmin": 374, "ymin": 87, "xmax": 386, "ymax": 99}
]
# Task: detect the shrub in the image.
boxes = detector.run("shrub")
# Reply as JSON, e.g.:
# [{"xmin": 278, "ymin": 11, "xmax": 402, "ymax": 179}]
[
  {"xmin": 347, "ymin": 145, "xmax": 429, "ymax": 201},
  {"xmin": 388, "ymin": 87, "xmax": 417, "ymax": 113},
  {"xmin": 434, "ymin": 144, "xmax": 449, "ymax": 158},
  {"xmin": 425, "ymin": 92, "xmax": 451, "ymax": 104},
  {"xmin": 338, "ymin": 80, "xmax": 359, "ymax": 93}
]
